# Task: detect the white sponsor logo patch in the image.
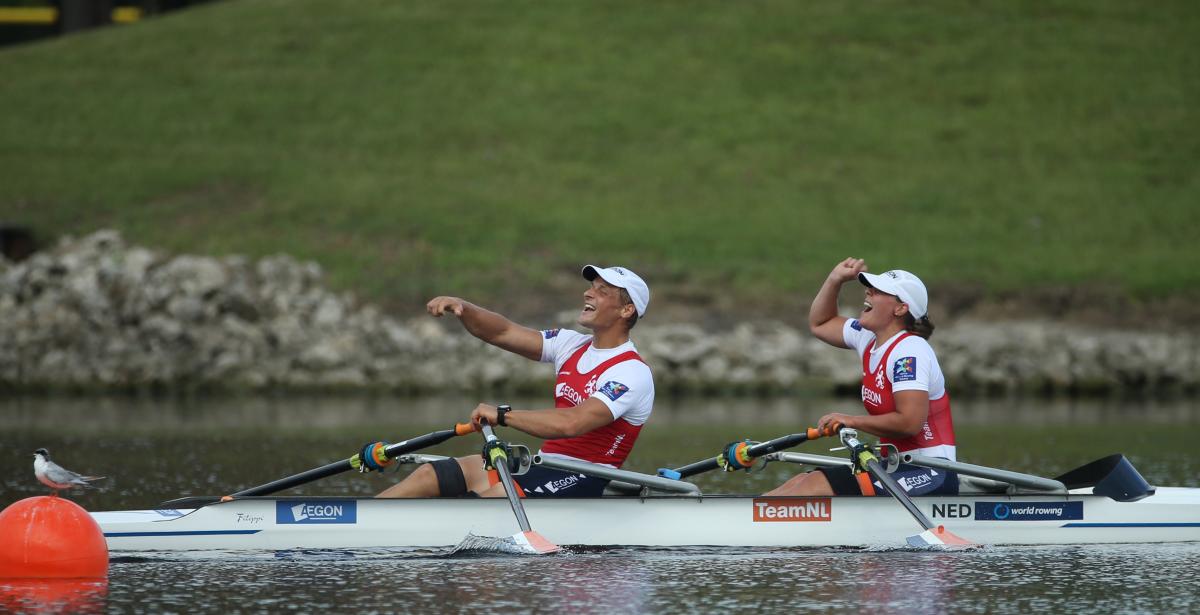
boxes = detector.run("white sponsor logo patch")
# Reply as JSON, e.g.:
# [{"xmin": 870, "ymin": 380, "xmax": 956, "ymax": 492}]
[
  {"xmin": 897, "ymin": 473, "xmax": 933, "ymax": 492},
  {"xmin": 556, "ymin": 383, "xmax": 584, "ymax": 406},
  {"xmin": 291, "ymin": 503, "xmax": 344, "ymax": 522},
  {"xmin": 276, "ymin": 500, "xmax": 357, "ymax": 524},
  {"xmin": 542, "ymin": 474, "xmax": 581, "ymax": 494}
]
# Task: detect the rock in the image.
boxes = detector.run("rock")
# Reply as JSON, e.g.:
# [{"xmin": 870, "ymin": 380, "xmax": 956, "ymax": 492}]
[
  {"xmin": 0, "ymin": 229, "xmax": 1195, "ymax": 395},
  {"xmin": 312, "ymin": 296, "xmax": 346, "ymax": 327}
]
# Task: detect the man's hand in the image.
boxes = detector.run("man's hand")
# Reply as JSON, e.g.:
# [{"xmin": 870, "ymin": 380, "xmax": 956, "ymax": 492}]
[
  {"xmin": 829, "ymin": 258, "xmax": 868, "ymax": 284},
  {"xmin": 427, "ymin": 296, "xmax": 467, "ymax": 317},
  {"xmin": 425, "ymin": 297, "xmax": 543, "ymax": 361},
  {"xmin": 470, "ymin": 403, "xmax": 499, "ymax": 428}
]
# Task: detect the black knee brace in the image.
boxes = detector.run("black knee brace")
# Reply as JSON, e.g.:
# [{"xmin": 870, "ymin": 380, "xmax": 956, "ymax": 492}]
[{"xmin": 429, "ymin": 457, "xmax": 469, "ymax": 497}]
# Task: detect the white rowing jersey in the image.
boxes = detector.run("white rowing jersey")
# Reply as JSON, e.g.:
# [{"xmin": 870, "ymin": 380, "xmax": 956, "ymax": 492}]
[
  {"xmin": 844, "ymin": 319, "xmax": 956, "ymax": 460},
  {"xmin": 537, "ymin": 328, "xmax": 654, "ymax": 467}
]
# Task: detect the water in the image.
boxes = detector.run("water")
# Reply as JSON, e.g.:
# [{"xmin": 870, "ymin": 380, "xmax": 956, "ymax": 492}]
[{"xmin": 2, "ymin": 396, "xmax": 1199, "ymax": 613}]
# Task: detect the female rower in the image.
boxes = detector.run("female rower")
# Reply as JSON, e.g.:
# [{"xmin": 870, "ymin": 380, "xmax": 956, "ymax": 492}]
[{"xmin": 766, "ymin": 258, "xmax": 958, "ymax": 497}]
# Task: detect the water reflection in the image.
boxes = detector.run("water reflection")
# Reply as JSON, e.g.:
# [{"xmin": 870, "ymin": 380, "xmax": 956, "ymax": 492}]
[
  {"xmin": 94, "ymin": 544, "xmax": 1200, "ymax": 614},
  {"xmin": 2, "ymin": 394, "xmax": 1198, "ymax": 430},
  {"xmin": 2, "ymin": 396, "xmax": 1199, "ymax": 613},
  {"xmin": 0, "ymin": 579, "xmax": 108, "ymax": 614}
]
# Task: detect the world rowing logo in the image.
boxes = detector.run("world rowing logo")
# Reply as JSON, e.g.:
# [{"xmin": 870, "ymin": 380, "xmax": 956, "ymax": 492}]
[
  {"xmin": 894, "ymin": 357, "xmax": 916, "ymax": 382},
  {"xmin": 975, "ymin": 501, "xmax": 1084, "ymax": 521},
  {"xmin": 599, "ymin": 381, "xmax": 630, "ymax": 401}
]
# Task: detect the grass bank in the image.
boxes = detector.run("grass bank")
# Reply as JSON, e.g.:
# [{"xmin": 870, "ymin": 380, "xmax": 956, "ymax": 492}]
[{"xmin": 1, "ymin": 0, "xmax": 1196, "ymax": 318}]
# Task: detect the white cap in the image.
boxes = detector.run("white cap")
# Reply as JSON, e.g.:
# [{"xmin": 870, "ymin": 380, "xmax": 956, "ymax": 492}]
[
  {"xmin": 582, "ymin": 265, "xmax": 650, "ymax": 317},
  {"xmin": 858, "ymin": 270, "xmax": 929, "ymax": 319}
]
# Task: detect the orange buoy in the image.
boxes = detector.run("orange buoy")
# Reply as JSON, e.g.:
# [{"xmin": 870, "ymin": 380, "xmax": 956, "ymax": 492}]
[{"xmin": 0, "ymin": 497, "xmax": 108, "ymax": 579}]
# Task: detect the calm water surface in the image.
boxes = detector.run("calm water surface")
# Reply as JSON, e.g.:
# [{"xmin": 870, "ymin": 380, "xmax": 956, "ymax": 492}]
[{"xmin": 1, "ymin": 396, "xmax": 1198, "ymax": 613}]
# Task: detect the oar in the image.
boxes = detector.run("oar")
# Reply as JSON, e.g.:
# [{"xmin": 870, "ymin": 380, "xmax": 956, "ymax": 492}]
[
  {"xmin": 479, "ymin": 420, "xmax": 560, "ymax": 554},
  {"xmin": 663, "ymin": 424, "xmax": 842, "ymax": 479},
  {"xmin": 158, "ymin": 423, "xmax": 475, "ymax": 508},
  {"xmin": 838, "ymin": 428, "xmax": 974, "ymax": 549}
]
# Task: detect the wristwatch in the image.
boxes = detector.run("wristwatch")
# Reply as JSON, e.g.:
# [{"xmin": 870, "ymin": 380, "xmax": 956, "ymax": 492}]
[{"xmin": 496, "ymin": 404, "xmax": 511, "ymax": 426}]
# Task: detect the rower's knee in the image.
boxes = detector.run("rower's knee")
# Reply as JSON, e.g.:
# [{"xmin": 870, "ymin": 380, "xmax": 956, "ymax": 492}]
[
  {"xmin": 476, "ymin": 483, "xmax": 509, "ymax": 498},
  {"xmin": 376, "ymin": 463, "xmax": 438, "ymax": 498},
  {"xmin": 428, "ymin": 457, "xmax": 472, "ymax": 497},
  {"xmin": 376, "ymin": 456, "xmax": 488, "ymax": 498},
  {"xmin": 764, "ymin": 471, "xmax": 833, "ymax": 497}
]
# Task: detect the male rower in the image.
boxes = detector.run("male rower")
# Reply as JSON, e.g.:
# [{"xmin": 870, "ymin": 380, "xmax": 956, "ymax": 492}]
[{"xmin": 378, "ymin": 265, "xmax": 654, "ymax": 499}]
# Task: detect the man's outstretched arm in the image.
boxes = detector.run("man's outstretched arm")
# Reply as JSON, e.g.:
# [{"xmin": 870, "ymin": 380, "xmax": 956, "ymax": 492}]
[{"xmin": 427, "ymin": 296, "xmax": 543, "ymax": 360}]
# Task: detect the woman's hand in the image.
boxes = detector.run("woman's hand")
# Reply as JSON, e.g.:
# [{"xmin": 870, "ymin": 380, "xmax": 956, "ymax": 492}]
[{"xmin": 828, "ymin": 258, "xmax": 868, "ymax": 284}]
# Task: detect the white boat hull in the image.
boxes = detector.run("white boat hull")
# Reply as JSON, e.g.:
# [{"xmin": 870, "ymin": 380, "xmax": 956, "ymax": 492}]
[{"xmin": 94, "ymin": 488, "xmax": 1200, "ymax": 551}]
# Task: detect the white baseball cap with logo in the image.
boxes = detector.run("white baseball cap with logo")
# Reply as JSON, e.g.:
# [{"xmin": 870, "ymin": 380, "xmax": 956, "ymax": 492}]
[
  {"xmin": 858, "ymin": 269, "xmax": 929, "ymax": 319},
  {"xmin": 582, "ymin": 265, "xmax": 650, "ymax": 317}
]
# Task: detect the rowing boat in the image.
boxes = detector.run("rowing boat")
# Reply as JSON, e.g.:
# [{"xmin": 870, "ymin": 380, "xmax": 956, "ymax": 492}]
[
  {"xmin": 92, "ymin": 440, "xmax": 1200, "ymax": 551},
  {"xmin": 94, "ymin": 488, "xmax": 1200, "ymax": 551}
]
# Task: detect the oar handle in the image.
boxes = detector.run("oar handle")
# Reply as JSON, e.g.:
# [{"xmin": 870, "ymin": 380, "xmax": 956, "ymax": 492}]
[
  {"xmin": 745, "ymin": 425, "xmax": 835, "ymax": 457},
  {"xmin": 670, "ymin": 424, "xmax": 841, "ymax": 479},
  {"xmin": 381, "ymin": 423, "xmax": 475, "ymax": 458}
]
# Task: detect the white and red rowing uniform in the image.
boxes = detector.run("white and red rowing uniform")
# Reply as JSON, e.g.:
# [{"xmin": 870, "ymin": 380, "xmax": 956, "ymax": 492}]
[
  {"xmin": 844, "ymin": 319, "xmax": 956, "ymax": 460},
  {"xmin": 537, "ymin": 328, "xmax": 654, "ymax": 468}
]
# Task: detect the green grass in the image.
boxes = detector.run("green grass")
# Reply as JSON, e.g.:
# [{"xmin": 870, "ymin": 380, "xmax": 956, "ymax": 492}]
[{"xmin": 1, "ymin": 0, "xmax": 1196, "ymax": 313}]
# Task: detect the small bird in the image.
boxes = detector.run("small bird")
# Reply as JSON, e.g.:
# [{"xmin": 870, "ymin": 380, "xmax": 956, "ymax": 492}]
[{"xmin": 33, "ymin": 448, "xmax": 105, "ymax": 496}]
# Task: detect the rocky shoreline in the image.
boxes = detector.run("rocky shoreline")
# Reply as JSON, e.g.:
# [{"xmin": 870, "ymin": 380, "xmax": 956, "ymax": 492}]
[{"xmin": 1, "ymin": 231, "xmax": 1194, "ymax": 396}]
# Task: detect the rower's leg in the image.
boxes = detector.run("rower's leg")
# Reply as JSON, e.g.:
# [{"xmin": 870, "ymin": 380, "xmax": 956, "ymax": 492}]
[
  {"xmin": 376, "ymin": 456, "xmax": 491, "ymax": 498},
  {"xmin": 475, "ymin": 483, "xmax": 509, "ymax": 498},
  {"xmin": 458, "ymin": 456, "xmax": 491, "ymax": 494},
  {"xmin": 376, "ymin": 464, "xmax": 439, "ymax": 498},
  {"xmin": 763, "ymin": 470, "xmax": 834, "ymax": 496}
]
